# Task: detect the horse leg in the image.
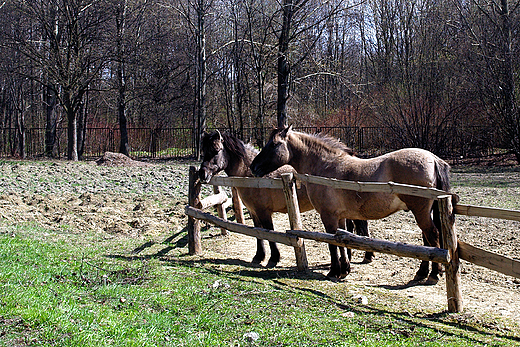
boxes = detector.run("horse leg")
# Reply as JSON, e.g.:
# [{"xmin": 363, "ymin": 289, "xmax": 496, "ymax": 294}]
[
  {"xmin": 339, "ymin": 219, "xmax": 351, "ymax": 262},
  {"xmin": 252, "ymin": 239, "xmax": 266, "ymax": 264},
  {"xmin": 354, "ymin": 220, "xmax": 374, "ymax": 264},
  {"xmin": 432, "ymin": 201, "xmax": 445, "ymax": 276},
  {"xmin": 413, "ymin": 234, "xmax": 431, "ymax": 282},
  {"xmin": 250, "ymin": 214, "xmax": 266, "ymax": 265},
  {"xmin": 411, "ymin": 203, "xmax": 441, "ymax": 284},
  {"xmin": 261, "ymin": 218, "xmax": 280, "ymax": 268},
  {"xmin": 322, "ymin": 215, "xmax": 350, "ymax": 279}
]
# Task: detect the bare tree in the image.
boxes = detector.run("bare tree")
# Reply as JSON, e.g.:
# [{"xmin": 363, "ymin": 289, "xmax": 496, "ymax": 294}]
[
  {"xmin": 363, "ymin": 0, "xmax": 466, "ymax": 154},
  {"xmin": 455, "ymin": 0, "xmax": 520, "ymax": 162},
  {"xmin": 171, "ymin": 0, "xmax": 215, "ymax": 159},
  {"xmin": 115, "ymin": 0, "xmax": 131, "ymax": 156},
  {"xmin": 275, "ymin": 0, "xmax": 353, "ymax": 128},
  {"xmin": 5, "ymin": 0, "xmax": 109, "ymax": 160}
]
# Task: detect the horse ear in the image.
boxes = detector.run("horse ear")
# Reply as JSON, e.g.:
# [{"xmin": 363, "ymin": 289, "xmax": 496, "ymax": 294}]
[{"xmin": 280, "ymin": 125, "xmax": 292, "ymax": 138}]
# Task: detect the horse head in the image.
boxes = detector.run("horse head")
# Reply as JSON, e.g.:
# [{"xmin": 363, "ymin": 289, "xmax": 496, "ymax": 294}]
[
  {"xmin": 250, "ymin": 125, "xmax": 293, "ymax": 177},
  {"xmin": 198, "ymin": 130, "xmax": 229, "ymax": 183}
]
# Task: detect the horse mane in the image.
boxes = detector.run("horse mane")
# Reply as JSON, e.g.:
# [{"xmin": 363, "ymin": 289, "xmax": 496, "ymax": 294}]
[
  {"xmin": 272, "ymin": 128, "xmax": 355, "ymax": 157},
  {"xmin": 310, "ymin": 133, "xmax": 356, "ymax": 156},
  {"xmin": 203, "ymin": 131, "xmax": 257, "ymax": 162},
  {"xmin": 221, "ymin": 133, "xmax": 249, "ymax": 160}
]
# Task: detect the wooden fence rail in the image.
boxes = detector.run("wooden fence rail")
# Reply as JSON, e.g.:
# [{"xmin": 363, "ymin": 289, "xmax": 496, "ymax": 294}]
[{"xmin": 186, "ymin": 166, "xmax": 520, "ymax": 313}]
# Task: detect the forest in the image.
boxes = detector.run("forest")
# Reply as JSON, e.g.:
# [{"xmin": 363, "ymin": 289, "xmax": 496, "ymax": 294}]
[{"xmin": 0, "ymin": 0, "xmax": 519, "ymax": 162}]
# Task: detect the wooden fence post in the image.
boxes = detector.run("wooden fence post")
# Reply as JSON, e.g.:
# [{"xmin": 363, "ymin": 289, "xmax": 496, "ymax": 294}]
[
  {"xmin": 231, "ymin": 187, "xmax": 245, "ymax": 224},
  {"xmin": 213, "ymin": 185, "xmax": 228, "ymax": 236},
  {"xmin": 281, "ymin": 173, "xmax": 308, "ymax": 271},
  {"xmin": 188, "ymin": 166, "xmax": 202, "ymax": 255},
  {"xmin": 438, "ymin": 195, "xmax": 463, "ymax": 313}
]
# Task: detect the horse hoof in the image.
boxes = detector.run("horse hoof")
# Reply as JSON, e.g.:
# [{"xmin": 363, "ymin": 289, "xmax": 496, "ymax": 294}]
[
  {"xmin": 327, "ymin": 274, "xmax": 344, "ymax": 282},
  {"xmin": 361, "ymin": 257, "xmax": 373, "ymax": 264},
  {"xmin": 341, "ymin": 266, "xmax": 351, "ymax": 277},
  {"xmin": 425, "ymin": 276, "xmax": 439, "ymax": 285},
  {"xmin": 327, "ymin": 271, "xmax": 350, "ymax": 281},
  {"xmin": 412, "ymin": 273, "xmax": 427, "ymax": 282},
  {"xmin": 266, "ymin": 260, "xmax": 278, "ymax": 268},
  {"xmin": 251, "ymin": 256, "xmax": 263, "ymax": 265}
]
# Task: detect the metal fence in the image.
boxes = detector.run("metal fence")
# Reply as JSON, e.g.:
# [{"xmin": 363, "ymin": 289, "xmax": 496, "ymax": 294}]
[{"xmin": 0, "ymin": 125, "xmax": 498, "ymax": 160}]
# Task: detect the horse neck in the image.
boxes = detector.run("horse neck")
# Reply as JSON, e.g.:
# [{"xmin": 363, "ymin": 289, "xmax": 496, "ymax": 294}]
[
  {"xmin": 288, "ymin": 133, "xmax": 351, "ymax": 175},
  {"xmin": 223, "ymin": 145, "xmax": 256, "ymax": 178}
]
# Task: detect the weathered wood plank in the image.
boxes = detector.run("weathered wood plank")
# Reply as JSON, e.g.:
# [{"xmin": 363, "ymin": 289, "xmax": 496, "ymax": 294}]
[
  {"xmin": 439, "ymin": 195, "xmax": 463, "ymax": 313},
  {"xmin": 212, "ymin": 185, "xmax": 228, "ymax": 236},
  {"xmin": 185, "ymin": 206, "xmax": 302, "ymax": 247},
  {"xmin": 458, "ymin": 241, "xmax": 520, "ymax": 279},
  {"xmin": 187, "ymin": 166, "xmax": 202, "ymax": 255},
  {"xmin": 209, "ymin": 176, "xmax": 283, "ymax": 189},
  {"xmin": 200, "ymin": 191, "xmax": 229, "ymax": 211},
  {"xmin": 295, "ymin": 174, "xmax": 449, "ymax": 200},
  {"xmin": 287, "ymin": 229, "xmax": 449, "ymax": 264},
  {"xmin": 454, "ymin": 204, "xmax": 520, "ymax": 222},
  {"xmin": 281, "ymin": 173, "xmax": 308, "ymax": 271}
]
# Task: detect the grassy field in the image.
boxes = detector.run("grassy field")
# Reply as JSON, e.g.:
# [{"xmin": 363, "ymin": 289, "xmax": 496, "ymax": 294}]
[
  {"xmin": 1, "ymin": 224, "xmax": 519, "ymax": 346},
  {"xmin": 1, "ymin": 161, "xmax": 520, "ymax": 346}
]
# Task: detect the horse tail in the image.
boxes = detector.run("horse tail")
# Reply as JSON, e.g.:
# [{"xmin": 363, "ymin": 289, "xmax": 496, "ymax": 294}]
[
  {"xmin": 433, "ymin": 157, "xmax": 459, "ymax": 204},
  {"xmin": 432, "ymin": 157, "xmax": 457, "ymax": 241},
  {"xmin": 434, "ymin": 157, "xmax": 450, "ymax": 193}
]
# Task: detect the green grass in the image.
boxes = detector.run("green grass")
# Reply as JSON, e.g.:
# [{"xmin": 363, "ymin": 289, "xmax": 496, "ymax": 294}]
[
  {"xmin": 1, "ymin": 224, "xmax": 519, "ymax": 346},
  {"xmin": 129, "ymin": 147, "xmax": 191, "ymax": 158},
  {"xmin": 450, "ymin": 166, "xmax": 520, "ymax": 209}
]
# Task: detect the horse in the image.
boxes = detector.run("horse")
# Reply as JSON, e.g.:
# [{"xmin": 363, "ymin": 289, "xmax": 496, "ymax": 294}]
[
  {"xmin": 251, "ymin": 126, "xmax": 456, "ymax": 284},
  {"xmin": 198, "ymin": 130, "xmax": 373, "ymax": 270}
]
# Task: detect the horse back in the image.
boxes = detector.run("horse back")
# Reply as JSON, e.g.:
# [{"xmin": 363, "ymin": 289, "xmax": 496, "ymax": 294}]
[{"xmin": 373, "ymin": 148, "xmax": 448, "ymax": 188}]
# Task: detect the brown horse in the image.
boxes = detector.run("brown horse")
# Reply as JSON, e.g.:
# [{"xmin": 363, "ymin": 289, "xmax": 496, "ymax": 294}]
[
  {"xmin": 251, "ymin": 126, "xmax": 455, "ymax": 284},
  {"xmin": 199, "ymin": 130, "xmax": 373, "ymax": 269}
]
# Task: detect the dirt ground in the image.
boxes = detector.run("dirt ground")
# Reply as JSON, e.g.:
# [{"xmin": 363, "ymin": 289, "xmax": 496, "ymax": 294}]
[{"xmin": 1, "ymin": 154, "xmax": 519, "ymax": 325}]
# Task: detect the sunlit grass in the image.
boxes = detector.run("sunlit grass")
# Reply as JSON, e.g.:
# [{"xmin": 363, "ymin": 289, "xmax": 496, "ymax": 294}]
[{"xmin": 1, "ymin": 222, "xmax": 518, "ymax": 346}]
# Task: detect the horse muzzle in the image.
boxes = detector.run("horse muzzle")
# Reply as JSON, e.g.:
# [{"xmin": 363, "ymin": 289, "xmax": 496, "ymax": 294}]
[
  {"xmin": 250, "ymin": 163, "xmax": 264, "ymax": 177},
  {"xmin": 198, "ymin": 168, "xmax": 213, "ymax": 183}
]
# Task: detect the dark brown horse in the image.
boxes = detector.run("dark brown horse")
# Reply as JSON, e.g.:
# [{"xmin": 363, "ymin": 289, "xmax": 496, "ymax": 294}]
[
  {"xmin": 251, "ymin": 126, "xmax": 455, "ymax": 284},
  {"xmin": 199, "ymin": 130, "xmax": 373, "ymax": 270}
]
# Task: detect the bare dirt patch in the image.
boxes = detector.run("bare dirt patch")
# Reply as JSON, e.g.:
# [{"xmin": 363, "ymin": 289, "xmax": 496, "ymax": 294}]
[{"xmin": 1, "ymin": 158, "xmax": 519, "ymax": 325}]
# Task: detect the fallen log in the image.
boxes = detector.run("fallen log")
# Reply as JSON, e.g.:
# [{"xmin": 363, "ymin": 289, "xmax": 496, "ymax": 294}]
[
  {"xmin": 458, "ymin": 241, "xmax": 520, "ymax": 279},
  {"xmin": 286, "ymin": 229, "xmax": 449, "ymax": 265},
  {"xmin": 185, "ymin": 206, "xmax": 303, "ymax": 247},
  {"xmin": 200, "ymin": 191, "xmax": 229, "ymax": 211},
  {"xmin": 454, "ymin": 204, "xmax": 520, "ymax": 222}
]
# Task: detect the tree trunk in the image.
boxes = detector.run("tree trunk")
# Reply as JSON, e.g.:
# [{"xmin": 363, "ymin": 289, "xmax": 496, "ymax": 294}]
[
  {"xmin": 44, "ymin": 84, "xmax": 58, "ymax": 157},
  {"xmin": 195, "ymin": 0, "xmax": 207, "ymax": 160},
  {"xmin": 117, "ymin": 0, "xmax": 130, "ymax": 156},
  {"xmin": 67, "ymin": 114, "xmax": 78, "ymax": 161},
  {"xmin": 498, "ymin": 0, "xmax": 520, "ymax": 164},
  {"xmin": 255, "ymin": 74, "xmax": 265, "ymax": 148},
  {"xmin": 16, "ymin": 109, "xmax": 25, "ymax": 159},
  {"xmin": 119, "ymin": 97, "xmax": 130, "ymax": 156},
  {"xmin": 77, "ymin": 91, "xmax": 88, "ymax": 159},
  {"xmin": 65, "ymin": 91, "xmax": 78, "ymax": 161},
  {"xmin": 277, "ymin": 0, "xmax": 294, "ymax": 128}
]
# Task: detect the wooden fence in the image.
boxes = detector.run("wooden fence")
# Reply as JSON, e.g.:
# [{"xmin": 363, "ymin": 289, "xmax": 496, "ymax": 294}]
[{"xmin": 184, "ymin": 166, "xmax": 520, "ymax": 313}]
